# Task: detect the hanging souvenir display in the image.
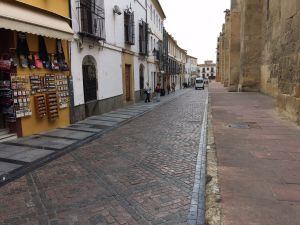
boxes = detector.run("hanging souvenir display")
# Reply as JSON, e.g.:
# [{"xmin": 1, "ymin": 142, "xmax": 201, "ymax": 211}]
[
  {"xmin": 0, "ymin": 79, "xmax": 15, "ymax": 122},
  {"xmin": 10, "ymin": 74, "xmax": 32, "ymax": 118},
  {"xmin": 56, "ymin": 39, "xmax": 69, "ymax": 71},
  {"xmin": 16, "ymin": 32, "xmax": 30, "ymax": 68},
  {"xmin": 34, "ymin": 53, "xmax": 43, "ymax": 69},
  {"xmin": 50, "ymin": 54, "xmax": 60, "ymax": 71},
  {"xmin": 38, "ymin": 36, "xmax": 51, "ymax": 69},
  {"xmin": 44, "ymin": 74, "xmax": 56, "ymax": 92},
  {"xmin": 34, "ymin": 94, "xmax": 47, "ymax": 119},
  {"xmin": 56, "ymin": 74, "xmax": 69, "ymax": 109},
  {"xmin": 46, "ymin": 92, "xmax": 59, "ymax": 121},
  {"xmin": 28, "ymin": 54, "xmax": 36, "ymax": 70},
  {"xmin": 30, "ymin": 75, "xmax": 46, "ymax": 95}
]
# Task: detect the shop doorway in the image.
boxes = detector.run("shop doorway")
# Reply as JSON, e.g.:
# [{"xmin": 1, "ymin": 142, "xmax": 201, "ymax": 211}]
[
  {"xmin": 82, "ymin": 55, "xmax": 98, "ymax": 118},
  {"xmin": 82, "ymin": 55, "xmax": 98, "ymax": 103},
  {"xmin": 0, "ymin": 29, "xmax": 17, "ymax": 136},
  {"xmin": 125, "ymin": 64, "xmax": 131, "ymax": 101}
]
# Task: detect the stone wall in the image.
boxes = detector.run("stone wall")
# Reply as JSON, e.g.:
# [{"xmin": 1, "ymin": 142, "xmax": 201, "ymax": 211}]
[
  {"xmin": 239, "ymin": 0, "xmax": 263, "ymax": 92},
  {"xmin": 223, "ymin": 11, "xmax": 231, "ymax": 87},
  {"xmin": 261, "ymin": 0, "xmax": 300, "ymax": 123},
  {"xmin": 228, "ymin": 0, "xmax": 241, "ymax": 91},
  {"xmin": 216, "ymin": 0, "xmax": 300, "ymax": 124}
]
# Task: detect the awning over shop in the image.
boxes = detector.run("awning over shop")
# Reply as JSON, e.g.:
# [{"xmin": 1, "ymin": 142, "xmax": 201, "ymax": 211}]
[{"xmin": 0, "ymin": 1, "xmax": 74, "ymax": 41}]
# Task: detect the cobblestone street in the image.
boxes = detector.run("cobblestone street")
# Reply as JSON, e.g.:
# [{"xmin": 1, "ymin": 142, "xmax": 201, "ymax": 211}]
[{"xmin": 0, "ymin": 89, "xmax": 208, "ymax": 225}]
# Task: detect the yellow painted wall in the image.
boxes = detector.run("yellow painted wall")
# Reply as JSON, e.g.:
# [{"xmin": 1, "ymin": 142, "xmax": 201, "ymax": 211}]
[
  {"xmin": 16, "ymin": 0, "xmax": 70, "ymax": 18},
  {"xmin": 17, "ymin": 33, "xmax": 70, "ymax": 136}
]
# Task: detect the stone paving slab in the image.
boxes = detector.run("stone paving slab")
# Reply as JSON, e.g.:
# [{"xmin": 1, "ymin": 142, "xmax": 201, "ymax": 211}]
[
  {"xmin": 88, "ymin": 115, "xmax": 127, "ymax": 123},
  {"xmin": 41, "ymin": 128, "xmax": 95, "ymax": 140},
  {"xmin": 0, "ymin": 144, "xmax": 36, "ymax": 158},
  {"xmin": 122, "ymin": 108, "xmax": 148, "ymax": 113},
  {"xmin": 0, "ymin": 162, "xmax": 21, "ymax": 174},
  {"xmin": 63, "ymin": 125, "xmax": 103, "ymax": 133},
  {"xmin": 78, "ymin": 119, "xmax": 118, "ymax": 127},
  {"xmin": 102, "ymin": 113, "xmax": 133, "ymax": 119},
  {"xmin": 110, "ymin": 111, "xmax": 141, "ymax": 116},
  {"xmin": 8, "ymin": 135, "xmax": 77, "ymax": 150},
  {"xmin": 0, "ymin": 144, "xmax": 54, "ymax": 163},
  {"xmin": 6, "ymin": 149, "xmax": 54, "ymax": 163}
]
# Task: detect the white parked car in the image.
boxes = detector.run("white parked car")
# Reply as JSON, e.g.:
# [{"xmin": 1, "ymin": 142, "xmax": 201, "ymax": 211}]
[{"xmin": 195, "ymin": 78, "xmax": 204, "ymax": 90}]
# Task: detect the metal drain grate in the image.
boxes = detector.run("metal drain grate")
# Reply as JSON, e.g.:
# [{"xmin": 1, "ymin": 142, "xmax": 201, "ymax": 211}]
[{"xmin": 228, "ymin": 123, "xmax": 250, "ymax": 129}]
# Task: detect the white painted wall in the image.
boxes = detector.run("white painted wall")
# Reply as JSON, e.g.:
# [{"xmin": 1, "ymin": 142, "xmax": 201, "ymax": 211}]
[
  {"xmin": 199, "ymin": 65, "xmax": 216, "ymax": 78},
  {"xmin": 71, "ymin": 0, "xmax": 150, "ymax": 107}
]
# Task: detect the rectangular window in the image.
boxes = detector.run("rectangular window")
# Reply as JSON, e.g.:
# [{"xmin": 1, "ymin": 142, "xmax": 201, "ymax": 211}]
[
  {"xmin": 139, "ymin": 21, "xmax": 148, "ymax": 55},
  {"xmin": 124, "ymin": 10, "xmax": 135, "ymax": 45},
  {"xmin": 78, "ymin": 0, "xmax": 105, "ymax": 40}
]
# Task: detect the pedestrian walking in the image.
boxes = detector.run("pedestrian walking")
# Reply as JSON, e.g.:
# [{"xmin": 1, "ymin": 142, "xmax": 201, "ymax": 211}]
[
  {"xmin": 171, "ymin": 82, "xmax": 176, "ymax": 92},
  {"xmin": 144, "ymin": 82, "xmax": 151, "ymax": 103},
  {"xmin": 155, "ymin": 83, "xmax": 161, "ymax": 102},
  {"xmin": 167, "ymin": 84, "xmax": 171, "ymax": 94}
]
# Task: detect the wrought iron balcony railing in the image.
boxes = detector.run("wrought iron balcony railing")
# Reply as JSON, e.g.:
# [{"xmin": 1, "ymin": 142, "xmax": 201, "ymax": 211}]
[{"xmin": 77, "ymin": 0, "xmax": 105, "ymax": 40}]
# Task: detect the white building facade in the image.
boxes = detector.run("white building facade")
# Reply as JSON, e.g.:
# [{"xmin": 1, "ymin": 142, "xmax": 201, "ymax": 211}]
[
  {"xmin": 185, "ymin": 55, "xmax": 198, "ymax": 85},
  {"xmin": 70, "ymin": 0, "xmax": 157, "ymax": 121},
  {"xmin": 146, "ymin": 0, "xmax": 166, "ymax": 91},
  {"xmin": 198, "ymin": 60, "xmax": 216, "ymax": 79}
]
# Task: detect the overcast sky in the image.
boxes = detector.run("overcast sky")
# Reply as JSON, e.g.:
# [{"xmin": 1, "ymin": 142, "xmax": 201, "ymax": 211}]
[{"xmin": 159, "ymin": 0, "xmax": 230, "ymax": 64}]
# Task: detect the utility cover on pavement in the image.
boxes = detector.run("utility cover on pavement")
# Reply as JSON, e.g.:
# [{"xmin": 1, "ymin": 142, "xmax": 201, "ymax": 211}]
[{"xmin": 228, "ymin": 123, "xmax": 250, "ymax": 129}]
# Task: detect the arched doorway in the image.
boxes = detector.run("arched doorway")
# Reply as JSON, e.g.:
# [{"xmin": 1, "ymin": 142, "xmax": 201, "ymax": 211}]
[
  {"xmin": 139, "ymin": 64, "xmax": 145, "ymax": 91},
  {"xmin": 82, "ymin": 55, "xmax": 97, "ymax": 103}
]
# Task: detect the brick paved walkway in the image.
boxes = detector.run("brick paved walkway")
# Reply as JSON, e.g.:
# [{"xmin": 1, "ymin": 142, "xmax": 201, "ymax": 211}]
[
  {"xmin": 210, "ymin": 82, "xmax": 300, "ymax": 225},
  {"xmin": 0, "ymin": 89, "xmax": 190, "ymax": 186},
  {"xmin": 0, "ymin": 89, "xmax": 208, "ymax": 225}
]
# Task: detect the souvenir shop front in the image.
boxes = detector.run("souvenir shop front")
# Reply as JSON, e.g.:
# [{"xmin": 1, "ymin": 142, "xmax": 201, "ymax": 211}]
[{"xmin": 0, "ymin": 2, "xmax": 73, "ymax": 137}]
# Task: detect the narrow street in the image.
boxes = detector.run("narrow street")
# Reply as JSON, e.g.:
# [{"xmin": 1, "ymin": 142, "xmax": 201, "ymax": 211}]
[{"xmin": 0, "ymin": 89, "xmax": 208, "ymax": 225}]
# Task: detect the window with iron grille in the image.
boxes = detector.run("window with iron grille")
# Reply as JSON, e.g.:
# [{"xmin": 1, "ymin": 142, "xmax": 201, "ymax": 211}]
[
  {"xmin": 139, "ymin": 21, "xmax": 148, "ymax": 55},
  {"xmin": 124, "ymin": 10, "xmax": 135, "ymax": 45},
  {"xmin": 77, "ymin": 0, "xmax": 105, "ymax": 40}
]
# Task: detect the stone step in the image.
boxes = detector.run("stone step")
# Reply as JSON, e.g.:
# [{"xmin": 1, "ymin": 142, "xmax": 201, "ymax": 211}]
[
  {"xmin": 0, "ymin": 129, "xmax": 9, "ymax": 136},
  {"xmin": 0, "ymin": 132, "xmax": 17, "ymax": 143}
]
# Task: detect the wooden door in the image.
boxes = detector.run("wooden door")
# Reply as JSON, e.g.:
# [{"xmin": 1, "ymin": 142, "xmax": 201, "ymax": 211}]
[{"xmin": 125, "ymin": 65, "xmax": 131, "ymax": 101}]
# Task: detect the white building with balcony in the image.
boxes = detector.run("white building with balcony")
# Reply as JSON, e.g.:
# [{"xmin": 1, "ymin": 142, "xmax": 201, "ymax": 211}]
[
  {"xmin": 146, "ymin": 0, "xmax": 166, "ymax": 91},
  {"xmin": 70, "ymin": 0, "xmax": 150, "ymax": 122},
  {"xmin": 186, "ymin": 55, "xmax": 198, "ymax": 85},
  {"xmin": 198, "ymin": 60, "xmax": 216, "ymax": 79}
]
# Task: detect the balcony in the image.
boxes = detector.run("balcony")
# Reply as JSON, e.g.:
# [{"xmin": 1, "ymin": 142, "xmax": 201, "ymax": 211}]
[
  {"xmin": 139, "ymin": 21, "xmax": 148, "ymax": 55},
  {"xmin": 124, "ymin": 10, "xmax": 135, "ymax": 45},
  {"xmin": 77, "ymin": 0, "xmax": 105, "ymax": 40}
]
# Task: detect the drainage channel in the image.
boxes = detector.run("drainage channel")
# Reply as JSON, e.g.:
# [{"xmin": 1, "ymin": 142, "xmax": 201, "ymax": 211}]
[{"xmin": 188, "ymin": 94, "xmax": 209, "ymax": 225}]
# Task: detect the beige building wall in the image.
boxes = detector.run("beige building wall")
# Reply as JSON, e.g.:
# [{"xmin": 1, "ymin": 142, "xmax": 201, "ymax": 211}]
[
  {"xmin": 261, "ymin": 0, "xmax": 300, "ymax": 124},
  {"xmin": 224, "ymin": 11, "xmax": 231, "ymax": 87},
  {"xmin": 239, "ymin": 0, "xmax": 263, "ymax": 92},
  {"xmin": 217, "ymin": 0, "xmax": 300, "ymax": 124},
  {"xmin": 228, "ymin": 0, "xmax": 241, "ymax": 91},
  {"xmin": 220, "ymin": 27, "xmax": 225, "ymax": 84}
]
